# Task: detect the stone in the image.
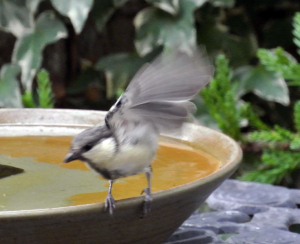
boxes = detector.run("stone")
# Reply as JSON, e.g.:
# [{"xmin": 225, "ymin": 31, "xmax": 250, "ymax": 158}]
[{"xmin": 166, "ymin": 180, "xmax": 300, "ymax": 243}]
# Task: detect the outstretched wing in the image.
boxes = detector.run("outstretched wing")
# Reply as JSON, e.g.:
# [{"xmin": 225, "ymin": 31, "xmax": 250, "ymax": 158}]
[{"xmin": 106, "ymin": 49, "xmax": 213, "ymax": 133}]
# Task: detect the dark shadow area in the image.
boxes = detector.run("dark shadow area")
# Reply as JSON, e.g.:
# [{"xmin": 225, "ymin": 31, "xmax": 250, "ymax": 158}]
[
  {"xmin": 0, "ymin": 164, "xmax": 24, "ymax": 179},
  {"xmin": 289, "ymin": 223, "xmax": 300, "ymax": 234}
]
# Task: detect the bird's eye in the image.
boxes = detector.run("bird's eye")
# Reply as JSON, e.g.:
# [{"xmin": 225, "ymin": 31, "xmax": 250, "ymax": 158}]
[{"xmin": 83, "ymin": 144, "xmax": 93, "ymax": 152}]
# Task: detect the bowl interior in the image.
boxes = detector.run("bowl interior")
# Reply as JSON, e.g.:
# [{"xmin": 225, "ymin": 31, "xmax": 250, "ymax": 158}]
[
  {"xmin": 0, "ymin": 133, "xmax": 222, "ymax": 211},
  {"xmin": 0, "ymin": 109, "xmax": 242, "ymax": 244}
]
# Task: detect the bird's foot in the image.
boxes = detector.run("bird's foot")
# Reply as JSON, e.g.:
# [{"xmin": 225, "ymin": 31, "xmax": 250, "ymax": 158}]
[
  {"xmin": 105, "ymin": 193, "xmax": 115, "ymax": 215},
  {"xmin": 141, "ymin": 187, "xmax": 152, "ymax": 217}
]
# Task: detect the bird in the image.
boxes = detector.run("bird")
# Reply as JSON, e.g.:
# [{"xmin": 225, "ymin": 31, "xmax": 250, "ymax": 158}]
[{"xmin": 64, "ymin": 48, "xmax": 213, "ymax": 216}]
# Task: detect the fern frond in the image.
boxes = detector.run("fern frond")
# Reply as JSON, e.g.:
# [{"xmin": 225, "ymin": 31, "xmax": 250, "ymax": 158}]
[
  {"xmin": 22, "ymin": 91, "xmax": 36, "ymax": 108},
  {"xmin": 201, "ymin": 55, "xmax": 242, "ymax": 140},
  {"xmin": 248, "ymin": 127, "xmax": 293, "ymax": 145},
  {"xmin": 294, "ymin": 101, "xmax": 300, "ymax": 132},
  {"xmin": 37, "ymin": 69, "xmax": 55, "ymax": 108},
  {"xmin": 293, "ymin": 12, "xmax": 300, "ymax": 55},
  {"xmin": 290, "ymin": 136, "xmax": 300, "ymax": 150},
  {"xmin": 241, "ymin": 149, "xmax": 300, "ymax": 184},
  {"xmin": 240, "ymin": 103, "xmax": 270, "ymax": 131},
  {"xmin": 257, "ymin": 48, "xmax": 300, "ymax": 83}
]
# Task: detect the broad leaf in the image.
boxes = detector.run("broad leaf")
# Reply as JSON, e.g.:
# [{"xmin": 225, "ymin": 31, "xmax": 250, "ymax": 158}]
[
  {"xmin": 197, "ymin": 23, "xmax": 227, "ymax": 55},
  {"xmin": 146, "ymin": 0, "xmax": 179, "ymax": 15},
  {"xmin": 113, "ymin": 0, "xmax": 129, "ymax": 7},
  {"xmin": 234, "ymin": 65, "xmax": 290, "ymax": 106},
  {"xmin": 134, "ymin": 0, "xmax": 207, "ymax": 56},
  {"xmin": 92, "ymin": 0, "xmax": 129, "ymax": 32},
  {"xmin": 26, "ymin": 0, "xmax": 43, "ymax": 13},
  {"xmin": 209, "ymin": 0, "xmax": 235, "ymax": 7},
  {"xmin": 67, "ymin": 68, "xmax": 105, "ymax": 94},
  {"xmin": 197, "ymin": 9, "xmax": 257, "ymax": 67},
  {"xmin": 50, "ymin": 0, "xmax": 93, "ymax": 34},
  {"xmin": 0, "ymin": 0, "xmax": 33, "ymax": 37},
  {"xmin": 224, "ymin": 33, "xmax": 258, "ymax": 68},
  {"xmin": 0, "ymin": 64, "xmax": 22, "ymax": 108},
  {"xmin": 12, "ymin": 11, "xmax": 67, "ymax": 91},
  {"xmin": 95, "ymin": 53, "xmax": 145, "ymax": 99},
  {"xmin": 92, "ymin": 0, "xmax": 115, "ymax": 32},
  {"xmin": 95, "ymin": 51, "xmax": 158, "ymax": 99}
]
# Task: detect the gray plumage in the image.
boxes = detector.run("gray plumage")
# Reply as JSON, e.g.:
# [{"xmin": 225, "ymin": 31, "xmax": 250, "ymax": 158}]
[
  {"xmin": 71, "ymin": 126, "xmax": 112, "ymax": 151},
  {"xmin": 107, "ymin": 49, "xmax": 213, "ymax": 133},
  {"xmin": 64, "ymin": 48, "xmax": 214, "ymax": 216}
]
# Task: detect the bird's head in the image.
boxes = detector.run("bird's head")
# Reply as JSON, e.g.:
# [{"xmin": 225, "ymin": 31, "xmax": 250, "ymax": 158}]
[{"xmin": 64, "ymin": 125, "xmax": 113, "ymax": 164}]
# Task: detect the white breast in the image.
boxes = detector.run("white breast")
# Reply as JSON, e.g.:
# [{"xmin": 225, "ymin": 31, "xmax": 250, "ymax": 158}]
[
  {"xmin": 109, "ymin": 143, "xmax": 156, "ymax": 176},
  {"xmin": 82, "ymin": 137, "xmax": 116, "ymax": 164},
  {"xmin": 82, "ymin": 123, "xmax": 159, "ymax": 178}
]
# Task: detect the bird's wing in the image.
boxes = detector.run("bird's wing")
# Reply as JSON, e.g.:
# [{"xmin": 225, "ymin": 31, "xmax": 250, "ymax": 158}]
[{"xmin": 105, "ymin": 49, "xmax": 213, "ymax": 133}]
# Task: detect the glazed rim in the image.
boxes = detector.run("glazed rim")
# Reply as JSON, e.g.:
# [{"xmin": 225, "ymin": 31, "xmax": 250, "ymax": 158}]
[{"xmin": 0, "ymin": 109, "xmax": 242, "ymax": 218}]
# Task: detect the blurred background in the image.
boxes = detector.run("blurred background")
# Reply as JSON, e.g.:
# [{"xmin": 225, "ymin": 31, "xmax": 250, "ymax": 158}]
[{"xmin": 1, "ymin": 0, "xmax": 300, "ymax": 187}]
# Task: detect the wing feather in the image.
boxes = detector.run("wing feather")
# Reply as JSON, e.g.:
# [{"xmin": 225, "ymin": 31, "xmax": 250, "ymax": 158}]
[
  {"xmin": 126, "ymin": 49, "xmax": 212, "ymax": 103},
  {"xmin": 106, "ymin": 48, "xmax": 213, "ymax": 133}
]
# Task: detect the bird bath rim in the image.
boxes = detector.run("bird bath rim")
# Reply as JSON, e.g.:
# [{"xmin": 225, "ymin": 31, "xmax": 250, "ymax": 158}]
[{"xmin": 0, "ymin": 108, "xmax": 242, "ymax": 219}]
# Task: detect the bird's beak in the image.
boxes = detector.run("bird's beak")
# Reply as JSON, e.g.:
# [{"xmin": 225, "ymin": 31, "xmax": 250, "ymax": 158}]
[{"xmin": 64, "ymin": 152, "xmax": 80, "ymax": 163}]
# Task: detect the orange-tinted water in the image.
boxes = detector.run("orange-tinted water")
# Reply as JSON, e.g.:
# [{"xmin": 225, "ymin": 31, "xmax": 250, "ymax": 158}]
[{"xmin": 0, "ymin": 136, "xmax": 221, "ymax": 206}]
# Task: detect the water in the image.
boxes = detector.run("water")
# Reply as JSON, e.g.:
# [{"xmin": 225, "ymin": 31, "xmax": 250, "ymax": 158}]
[{"xmin": 0, "ymin": 136, "xmax": 221, "ymax": 211}]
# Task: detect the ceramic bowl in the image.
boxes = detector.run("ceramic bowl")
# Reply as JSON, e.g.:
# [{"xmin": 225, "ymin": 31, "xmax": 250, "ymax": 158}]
[{"xmin": 0, "ymin": 109, "xmax": 242, "ymax": 244}]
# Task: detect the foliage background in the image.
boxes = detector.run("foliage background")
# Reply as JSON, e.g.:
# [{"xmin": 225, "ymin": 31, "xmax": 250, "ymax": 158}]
[{"xmin": 1, "ymin": 0, "xmax": 300, "ymax": 186}]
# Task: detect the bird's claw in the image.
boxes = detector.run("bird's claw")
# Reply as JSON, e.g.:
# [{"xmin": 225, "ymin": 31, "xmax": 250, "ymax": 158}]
[
  {"xmin": 141, "ymin": 187, "xmax": 152, "ymax": 217},
  {"xmin": 105, "ymin": 193, "xmax": 115, "ymax": 215}
]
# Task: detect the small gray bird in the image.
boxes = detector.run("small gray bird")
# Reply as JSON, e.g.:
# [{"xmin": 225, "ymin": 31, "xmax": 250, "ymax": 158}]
[{"xmin": 64, "ymin": 49, "xmax": 213, "ymax": 216}]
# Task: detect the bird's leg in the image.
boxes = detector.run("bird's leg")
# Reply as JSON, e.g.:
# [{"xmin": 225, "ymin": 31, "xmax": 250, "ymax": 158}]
[
  {"xmin": 105, "ymin": 180, "xmax": 115, "ymax": 215},
  {"xmin": 141, "ymin": 166, "xmax": 153, "ymax": 217}
]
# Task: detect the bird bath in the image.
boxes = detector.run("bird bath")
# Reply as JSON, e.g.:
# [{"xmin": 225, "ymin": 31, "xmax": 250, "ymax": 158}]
[{"xmin": 0, "ymin": 109, "xmax": 242, "ymax": 244}]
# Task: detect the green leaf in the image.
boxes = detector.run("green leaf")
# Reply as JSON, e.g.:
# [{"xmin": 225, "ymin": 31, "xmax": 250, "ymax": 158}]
[
  {"xmin": 146, "ymin": 0, "xmax": 180, "ymax": 15},
  {"xmin": 113, "ymin": 0, "xmax": 129, "ymax": 7},
  {"xmin": 240, "ymin": 103, "xmax": 270, "ymax": 131},
  {"xmin": 209, "ymin": 0, "xmax": 235, "ymax": 7},
  {"xmin": 26, "ymin": 0, "xmax": 43, "ymax": 13},
  {"xmin": 92, "ymin": 0, "xmax": 115, "ymax": 32},
  {"xmin": 134, "ymin": 0, "xmax": 207, "ymax": 56},
  {"xmin": 197, "ymin": 21, "xmax": 257, "ymax": 68},
  {"xmin": 248, "ymin": 125, "xmax": 294, "ymax": 145},
  {"xmin": 201, "ymin": 55, "xmax": 242, "ymax": 140},
  {"xmin": 67, "ymin": 68, "xmax": 105, "ymax": 94},
  {"xmin": 50, "ymin": 0, "xmax": 93, "ymax": 34},
  {"xmin": 0, "ymin": 64, "xmax": 22, "ymax": 108},
  {"xmin": 241, "ymin": 149, "xmax": 300, "ymax": 184},
  {"xmin": 92, "ymin": 0, "xmax": 129, "ymax": 32},
  {"xmin": 37, "ymin": 69, "xmax": 55, "ymax": 108},
  {"xmin": 294, "ymin": 101, "xmax": 300, "ymax": 132},
  {"xmin": 290, "ymin": 136, "xmax": 300, "ymax": 150},
  {"xmin": 194, "ymin": 96, "xmax": 220, "ymax": 131},
  {"xmin": 257, "ymin": 48, "xmax": 300, "ymax": 84},
  {"xmin": 0, "ymin": 0, "xmax": 33, "ymax": 37},
  {"xmin": 95, "ymin": 53, "xmax": 142, "ymax": 99},
  {"xmin": 293, "ymin": 12, "xmax": 300, "ymax": 55},
  {"xmin": 95, "ymin": 51, "xmax": 158, "ymax": 99},
  {"xmin": 22, "ymin": 91, "xmax": 36, "ymax": 108},
  {"xmin": 12, "ymin": 11, "xmax": 67, "ymax": 91},
  {"xmin": 197, "ymin": 23, "xmax": 227, "ymax": 55},
  {"xmin": 224, "ymin": 33, "xmax": 258, "ymax": 68},
  {"xmin": 234, "ymin": 65, "xmax": 290, "ymax": 106}
]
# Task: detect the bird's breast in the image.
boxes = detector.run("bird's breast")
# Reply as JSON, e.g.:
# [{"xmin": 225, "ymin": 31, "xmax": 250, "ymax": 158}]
[{"xmin": 84, "ymin": 140, "xmax": 157, "ymax": 180}]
